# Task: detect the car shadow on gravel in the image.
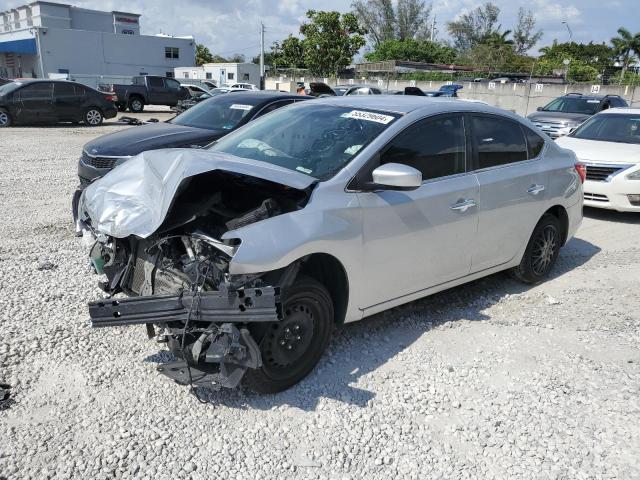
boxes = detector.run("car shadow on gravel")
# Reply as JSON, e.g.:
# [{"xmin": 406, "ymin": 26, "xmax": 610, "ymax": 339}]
[
  {"xmin": 583, "ymin": 206, "xmax": 640, "ymax": 224},
  {"xmin": 143, "ymin": 237, "xmax": 600, "ymax": 411}
]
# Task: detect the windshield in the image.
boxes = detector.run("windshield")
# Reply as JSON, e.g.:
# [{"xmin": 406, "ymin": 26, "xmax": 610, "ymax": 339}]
[
  {"xmin": 542, "ymin": 97, "xmax": 601, "ymax": 115},
  {"xmin": 571, "ymin": 114, "xmax": 640, "ymax": 144},
  {"xmin": 170, "ymin": 95, "xmax": 257, "ymax": 130},
  {"xmin": 0, "ymin": 82, "xmax": 21, "ymax": 96},
  {"xmin": 209, "ymin": 104, "xmax": 399, "ymax": 180},
  {"xmin": 333, "ymin": 87, "xmax": 349, "ymax": 96}
]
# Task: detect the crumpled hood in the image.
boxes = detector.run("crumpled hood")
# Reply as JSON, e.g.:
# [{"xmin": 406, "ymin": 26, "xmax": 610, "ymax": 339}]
[
  {"xmin": 83, "ymin": 122, "xmax": 225, "ymax": 157},
  {"xmin": 79, "ymin": 148, "xmax": 317, "ymax": 239},
  {"xmin": 527, "ymin": 111, "xmax": 591, "ymax": 125}
]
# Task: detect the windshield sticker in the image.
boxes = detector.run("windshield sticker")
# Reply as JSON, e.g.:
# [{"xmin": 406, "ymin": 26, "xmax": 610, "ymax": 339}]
[
  {"xmin": 586, "ymin": 100, "xmax": 600, "ymax": 103},
  {"xmin": 341, "ymin": 110, "xmax": 395, "ymax": 124},
  {"xmin": 230, "ymin": 104, "xmax": 253, "ymax": 110},
  {"xmin": 296, "ymin": 166, "xmax": 313, "ymax": 174}
]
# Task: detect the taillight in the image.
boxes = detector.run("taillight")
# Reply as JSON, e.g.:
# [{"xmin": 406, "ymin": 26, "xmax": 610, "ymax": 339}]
[
  {"xmin": 575, "ymin": 163, "xmax": 586, "ymax": 184},
  {"xmin": 104, "ymin": 94, "xmax": 117, "ymax": 102}
]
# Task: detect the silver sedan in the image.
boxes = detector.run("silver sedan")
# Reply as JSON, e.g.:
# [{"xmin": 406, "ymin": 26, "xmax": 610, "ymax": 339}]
[{"xmin": 78, "ymin": 96, "xmax": 584, "ymax": 394}]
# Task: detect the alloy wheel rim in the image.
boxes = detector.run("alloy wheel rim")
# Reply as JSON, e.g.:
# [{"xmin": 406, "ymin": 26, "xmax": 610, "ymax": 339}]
[
  {"xmin": 531, "ymin": 225, "xmax": 557, "ymax": 276},
  {"xmin": 86, "ymin": 110, "xmax": 101, "ymax": 125},
  {"xmin": 0, "ymin": 112, "xmax": 8, "ymax": 125},
  {"xmin": 132, "ymin": 100, "xmax": 142, "ymax": 110}
]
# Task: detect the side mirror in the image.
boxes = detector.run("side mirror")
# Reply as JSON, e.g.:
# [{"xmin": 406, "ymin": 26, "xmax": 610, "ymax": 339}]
[
  {"xmin": 369, "ymin": 163, "xmax": 422, "ymax": 191},
  {"xmin": 537, "ymin": 106, "xmax": 544, "ymax": 111}
]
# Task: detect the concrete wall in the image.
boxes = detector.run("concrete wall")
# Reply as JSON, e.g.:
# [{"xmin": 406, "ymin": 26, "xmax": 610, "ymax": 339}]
[
  {"xmin": 39, "ymin": 28, "xmax": 195, "ymax": 77},
  {"xmin": 271, "ymin": 76, "xmax": 640, "ymax": 116}
]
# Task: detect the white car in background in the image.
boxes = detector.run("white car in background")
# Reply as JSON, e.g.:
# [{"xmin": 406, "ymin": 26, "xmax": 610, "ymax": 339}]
[
  {"xmin": 556, "ymin": 108, "xmax": 640, "ymax": 212},
  {"xmin": 223, "ymin": 82, "xmax": 258, "ymax": 90}
]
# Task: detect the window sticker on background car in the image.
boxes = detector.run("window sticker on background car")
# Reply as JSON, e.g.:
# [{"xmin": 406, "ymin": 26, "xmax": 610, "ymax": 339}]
[
  {"xmin": 296, "ymin": 166, "xmax": 313, "ymax": 174},
  {"xmin": 230, "ymin": 104, "xmax": 253, "ymax": 110},
  {"xmin": 344, "ymin": 144, "xmax": 363, "ymax": 155},
  {"xmin": 586, "ymin": 100, "xmax": 600, "ymax": 103},
  {"xmin": 341, "ymin": 110, "xmax": 395, "ymax": 124}
]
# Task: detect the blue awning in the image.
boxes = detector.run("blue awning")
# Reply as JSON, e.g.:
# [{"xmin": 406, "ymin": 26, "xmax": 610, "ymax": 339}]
[{"xmin": 0, "ymin": 38, "xmax": 37, "ymax": 55}]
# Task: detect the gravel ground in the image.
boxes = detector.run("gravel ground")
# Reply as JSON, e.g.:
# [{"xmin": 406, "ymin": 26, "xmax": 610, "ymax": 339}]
[{"xmin": 1, "ymin": 115, "xmax": 639, "ymax": 480}]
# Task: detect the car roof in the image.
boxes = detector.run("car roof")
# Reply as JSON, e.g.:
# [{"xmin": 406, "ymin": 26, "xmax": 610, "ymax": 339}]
[
  {"xmin": 210, "ymin": 90, "xmax": 308, "ymax": 104},
  {"xmin": 595, "ymin": 107, "xmax": 640, "ymax": 115},
  {"xmin": 311, "ymin": 95, "xmax": 504, "ymax": 116}
]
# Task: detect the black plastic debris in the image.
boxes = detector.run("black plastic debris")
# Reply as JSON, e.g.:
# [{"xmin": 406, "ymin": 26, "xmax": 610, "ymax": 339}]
[
  {"xmin": 0, "ymin": 383, "xmax": 11, "ymax": 409},
  {"xmin": 37, "ymin": 260, "xmax": 57, "ymax": 271}
]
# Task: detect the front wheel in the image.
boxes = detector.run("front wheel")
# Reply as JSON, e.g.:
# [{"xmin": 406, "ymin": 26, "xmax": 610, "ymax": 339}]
[
  {"xmin": 244, "ymin": 277, "xmax": 334, "ymax": 394},
  {"xmin": 83, "ymin": 108, "xmax": 103, "ymax": 126},
  {"xmin": 511, "ymin": 213, "xmax": 562, "ymax": 284},
  {"xmin": 0, "ymin": 108, "xmax": 12, "ymax": 127}
]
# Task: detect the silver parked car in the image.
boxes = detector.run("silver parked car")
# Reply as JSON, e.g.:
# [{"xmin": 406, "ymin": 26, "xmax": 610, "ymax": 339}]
[{"xmin": 77, "ymin": 97, "xmax": 584, "ymax": 394}]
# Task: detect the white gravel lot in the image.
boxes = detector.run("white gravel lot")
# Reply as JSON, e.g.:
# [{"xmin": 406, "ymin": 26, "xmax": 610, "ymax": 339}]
[{"xmin": 1, "ymin": 113, "xmax": 639, "ymax": 480}]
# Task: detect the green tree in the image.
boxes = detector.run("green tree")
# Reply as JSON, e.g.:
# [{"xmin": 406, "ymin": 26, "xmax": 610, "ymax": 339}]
[
  {"xmin": 482, "ymin": 30, "xmax": 514, "ymax": 47},
  {"xmin": 538, "ymin": 41, "xmax": 616, "ymax": 75},
  {"xmin": 611, "ymin": 28, "xmax": 640, "ymax": 83},
  {"xmin": 396, "ymin": 0, "xmax": 432, "ymax": 40},
  {"xmin": 447, "ymin": 2, "xmax": 500, "ymax": 51},
  {"xmin": 227, "ymin": 53, "xmax": 246, "ymax": 63},
  {"xmin": 512, "ymin": 8, "xmax": 543, "ymax": 55},
  {"xmin": 351, "ymin": 0, "xmax": 396, "ymax": 46},
  {"xmin": 195, "ymin": 43, "xmax": 213, "ymax": 66},
  {"xmin": 351, "ymin": 0, "xmax": 431, "ymax": 46},
  {"xmin": 299, "ymin": 10, "xmax": 366, "ymax": 77},
  {"xmin": 211, "ymin": 54, "xmax": 228, "ymax": 63},
  {"xmin": 364, "ymin": 39, "xmax": 456, "ymax": 64}
]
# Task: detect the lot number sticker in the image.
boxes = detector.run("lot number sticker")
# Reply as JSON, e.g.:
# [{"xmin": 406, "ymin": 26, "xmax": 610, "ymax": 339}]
[
  {"xmin": 535, "ymin": 83, "xmax": 544, "ymax": 92},
  {"xmin": 591, "ymin": 85, "xmax": 601, "ymax": 94},
  {"xmin": 230, "ymin": 104, "xmax": 253, "ymax": 110},
  {"xmin": 488, "ymin": 82, "xmax": 496, "ymax": 90},
  {"xmin": 342, "ymin": 110, "xmax": 395, "ymax": 124}
]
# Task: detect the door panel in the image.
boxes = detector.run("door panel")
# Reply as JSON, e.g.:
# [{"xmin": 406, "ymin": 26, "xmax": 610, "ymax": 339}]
[
  {"xmin": 357, "ymin": 174, "xmax": 479, "ymax": 307},
  {"xmin": 146, "ymin": 77, "xmax": 166, "ymax": 104},
  {"xmin": 470, "ymin": 114, "xmax": 550, "ymax": 271},
  {"xmin": 53, "ymin": 82, "xmax": 82, "ymax": 121},
  {"xmin": 18, "ymin": 82, "xmax": 54, "ymax": 122},
  {"xmin": 356, "ymin": 113, "xmax": 479, "ymax": 308}
]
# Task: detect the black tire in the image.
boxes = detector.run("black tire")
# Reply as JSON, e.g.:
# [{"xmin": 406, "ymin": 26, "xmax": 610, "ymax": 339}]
[
  {"xmin": 0, "ymin": 108, "xmax": 11, "ymax": 127},
  {"xmin": 511, "ymin": 213, "xmax": 562, "ymax": 284},
  {"xmin": 117, "ymin": 103, "xmax": 127, "ymax": 112},
  {"xmin": 244, "ymin": 277, "xmax": 334, "ymax": 394},
  {"xmin": 83, "ymin": 107, "xmax": 103, "ymax": 126},
  {"xmin": 128, "ymin": 97, "xmax": 144, "ymax": 113}
]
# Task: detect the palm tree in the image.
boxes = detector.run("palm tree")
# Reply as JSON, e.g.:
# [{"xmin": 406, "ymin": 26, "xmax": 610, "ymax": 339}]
[
  {"xmin": 611, "ymin": 27, "xmax": 640, "ymax": 84},
  {"xmin": 483, "ymin": 30, "xmax": 515, "ymax": 47}
]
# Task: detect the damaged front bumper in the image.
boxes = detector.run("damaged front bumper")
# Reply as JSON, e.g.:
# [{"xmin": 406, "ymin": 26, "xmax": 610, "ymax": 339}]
[
  {"xmin": 89, "ymin": 286, "xmax": 281, "ymax": 389},
  {"xmin": 89, "ymin": 287, "xmax": 280, "ymax": 327}
]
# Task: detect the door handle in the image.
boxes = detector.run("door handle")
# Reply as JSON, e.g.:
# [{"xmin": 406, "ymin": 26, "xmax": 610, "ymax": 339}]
[
  {"xmin": 450, "ymin": 199, "xmax": 477, "ymax": 212},
  {"xmin": 527, "ymin": 184, "xmax": 545, "ymax": 195}
]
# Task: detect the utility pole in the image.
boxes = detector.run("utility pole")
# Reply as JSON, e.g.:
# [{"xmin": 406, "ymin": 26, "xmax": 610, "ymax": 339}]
[
  {"xmin": 260, "ymin": 22, "xmax": 265, "ymax": 90},
  {"xmin": 430, "ymin": 14, "xmax": 436, "ymax": 42},
  {"xmin": 562, "ymin": 21, "xmax": 573, "ymax": 42}
]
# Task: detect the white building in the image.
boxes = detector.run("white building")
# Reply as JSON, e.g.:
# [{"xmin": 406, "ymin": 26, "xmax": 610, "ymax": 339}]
[
  {"xmin": 0, "ymin": 1, "xmax": 195, "ymax": 80},
  {"xmin": 175, "ymin": 63, "xmax": 260, "ymax": 87}
]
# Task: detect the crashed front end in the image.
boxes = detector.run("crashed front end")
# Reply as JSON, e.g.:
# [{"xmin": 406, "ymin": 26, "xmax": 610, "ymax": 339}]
[{"xmin": 77, "ymin": 149, "xmax": 315, "ymax": 389}]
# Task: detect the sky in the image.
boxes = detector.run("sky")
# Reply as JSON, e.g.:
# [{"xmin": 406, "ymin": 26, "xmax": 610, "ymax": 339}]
[{"xmin": 4, "ymin": 0, "xmax": 639, "ymax": 58}]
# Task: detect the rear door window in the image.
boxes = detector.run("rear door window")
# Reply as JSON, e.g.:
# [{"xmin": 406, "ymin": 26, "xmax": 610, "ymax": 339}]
[
  {"xmin": 381, "ymin": 114, "xmax": 467, "ymax": 181},
  {"xmin": 147, "ymin": 77, "xmax": 164, "ymax": 88},
  {"xmin": 472, "ymin": 115, "xmax": 528, "ymax": 168},
  {"xmin": 53, "ymin": 82, "xmax": 76, "ymax": 98}
]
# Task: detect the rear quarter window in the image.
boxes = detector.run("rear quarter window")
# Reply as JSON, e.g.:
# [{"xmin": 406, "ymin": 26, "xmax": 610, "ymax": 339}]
[{"xmin": 523, "ymin": 127, "xmax": 545, "ymax": 158}]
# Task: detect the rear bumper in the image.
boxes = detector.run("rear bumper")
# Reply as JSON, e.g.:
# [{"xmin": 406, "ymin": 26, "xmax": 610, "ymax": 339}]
[{"xmin": 583, "ymin": 179, "xmax": 640, "ymax": 212}]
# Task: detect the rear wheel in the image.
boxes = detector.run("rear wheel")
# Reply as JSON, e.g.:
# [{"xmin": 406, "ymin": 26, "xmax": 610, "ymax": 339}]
[
  {"xmin": 128, "ymin": 97, "xmax": 144, "ymax": 113},
  {"xmin": 244, "ymin": 277, "xmax": 334, "ymax": 394},
  {"xmin": 83, "ymin": 108, "xmax": 103, "ymax": 126},
  {"xmin": 0, "ymin": 108, "xmax": 11, "ymax": 127},
  {"xmin": 511, "ymin": 213, "xmax": 561, "ymax": 284}
]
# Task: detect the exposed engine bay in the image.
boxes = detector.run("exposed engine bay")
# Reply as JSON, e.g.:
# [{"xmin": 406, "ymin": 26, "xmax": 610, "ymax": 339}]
[{"xmin": 82, "ymin": 167, "xmax": 313, "ymax": 391}]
